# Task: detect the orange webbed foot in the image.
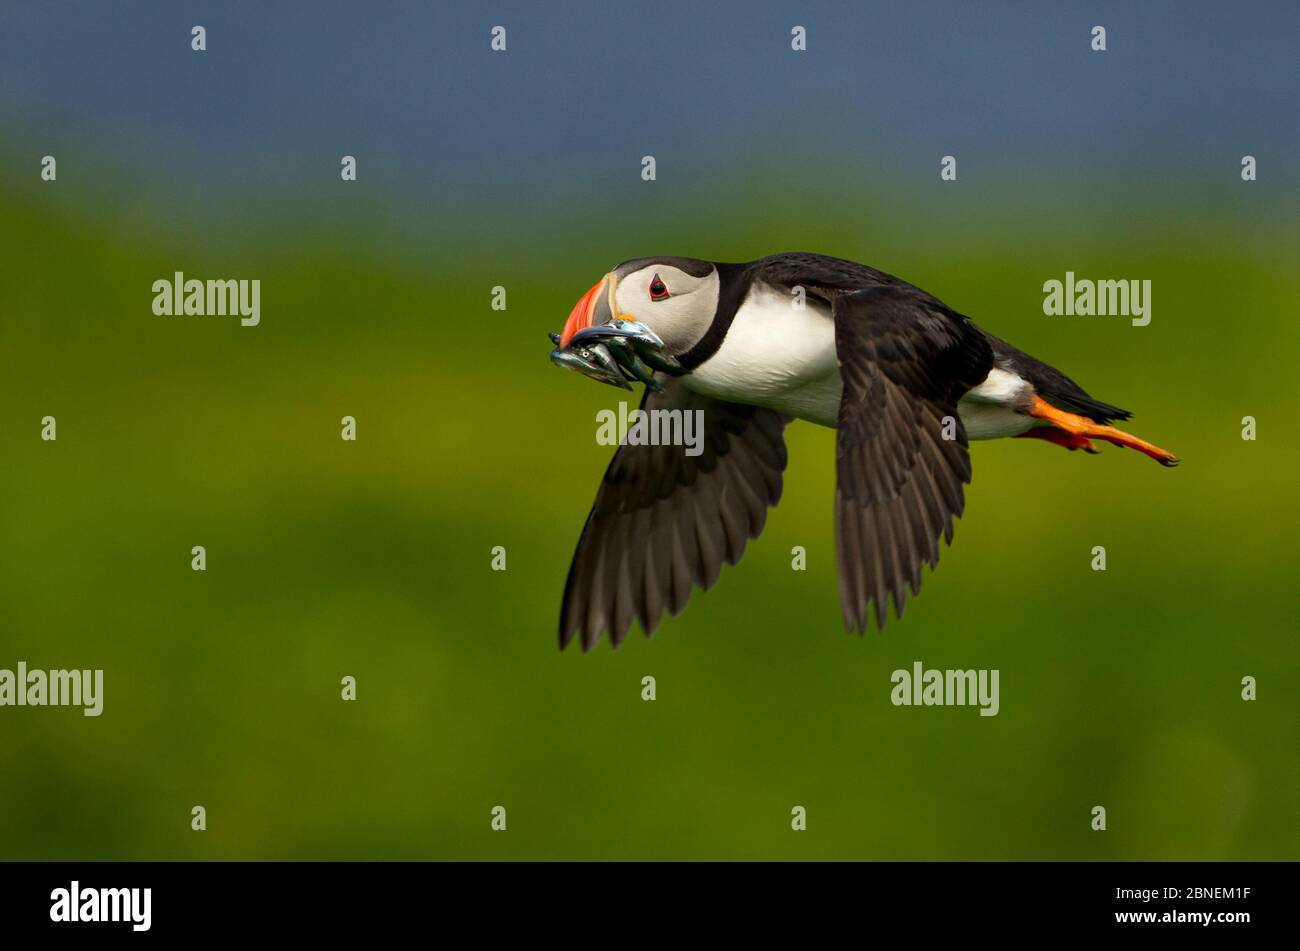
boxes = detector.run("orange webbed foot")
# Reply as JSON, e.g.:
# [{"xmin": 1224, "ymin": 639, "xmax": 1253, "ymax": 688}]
[
  {"xmin": 1022, "ymin": 397, "xmax": 1179, "ymax": 467},
  {"xmin": 1016, "ymin": 427, "xmax": 1100, "ymax": 454}
]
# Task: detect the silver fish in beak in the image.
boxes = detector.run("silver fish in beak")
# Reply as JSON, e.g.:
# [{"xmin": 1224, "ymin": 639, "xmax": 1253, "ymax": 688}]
[
  {"xmin": 549, "ymin": 333, "xmax": 632, "ymax": 390},
  {"xmin": 548, "ymin": 319, "xmax": 684, "ymax": 393}
]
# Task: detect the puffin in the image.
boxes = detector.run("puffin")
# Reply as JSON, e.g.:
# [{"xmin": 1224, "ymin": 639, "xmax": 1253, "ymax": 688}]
[{"xmin": 550, "ymin": 252, "xmax": 1177, "ymax": 650}]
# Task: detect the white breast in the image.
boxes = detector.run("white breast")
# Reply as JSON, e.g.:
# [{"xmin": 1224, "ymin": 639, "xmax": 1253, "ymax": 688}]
[
  {"xmin": 683, "ymin": 282, "xmax": 843, "ymax": 426},
  {"xmin": 956, "ymin": 366, "xmax": 1036, "ymax": 439},
  {"xmin": 682, "ymin": 286, "xmax": 1034, "ymax": 440},
  {"xmin": 962, "ymin": 367, "xmax": 1029, "ymax": 405}
]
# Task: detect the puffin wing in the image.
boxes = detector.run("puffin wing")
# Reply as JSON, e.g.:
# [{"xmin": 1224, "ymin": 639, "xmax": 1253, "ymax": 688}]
[
  {"xmin": 830, "ymin": 285, "xmax": 994, "ymax": 631},
  {"xmin": 560, "ymin": 379, "xmax": 789, "ymax": 650}
]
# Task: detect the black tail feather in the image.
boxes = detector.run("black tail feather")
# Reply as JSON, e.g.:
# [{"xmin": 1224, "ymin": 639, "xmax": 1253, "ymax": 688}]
[{"xmin": 981, "ymin": 331, "xmax": 1132, "ymax": 423}]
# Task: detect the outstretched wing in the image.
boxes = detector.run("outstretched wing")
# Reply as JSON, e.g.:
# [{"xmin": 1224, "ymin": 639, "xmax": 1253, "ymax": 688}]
[
  {"xmin": 560, "ymin": 379, "xmax": 789, "ymax": 650},
  {"xmin": 831, "ymin": 285, "xmax": 994, "ymax": 631}
]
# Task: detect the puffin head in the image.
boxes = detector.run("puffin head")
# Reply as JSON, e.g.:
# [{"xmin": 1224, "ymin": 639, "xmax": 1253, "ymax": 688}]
[{"xmin": 559, "ymin": 256, "xmax": 719, "ymax": 356}]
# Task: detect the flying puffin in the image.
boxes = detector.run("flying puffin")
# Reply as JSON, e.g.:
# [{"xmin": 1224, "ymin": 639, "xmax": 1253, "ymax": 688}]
[{"xmin": 550, "ymin": 252, "xmax": 1177, "ymax": 650}]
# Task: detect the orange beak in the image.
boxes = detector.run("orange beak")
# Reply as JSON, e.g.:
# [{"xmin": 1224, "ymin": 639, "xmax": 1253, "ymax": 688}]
[{"xmin": 559, "ymin": 273, "xmax": 614, "ymax": 348}]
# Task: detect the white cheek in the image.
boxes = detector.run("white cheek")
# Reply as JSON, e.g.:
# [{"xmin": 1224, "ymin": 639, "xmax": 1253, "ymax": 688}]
[{"xmin": 615, "ymin": 286, "xmax": 645, "ymax": 318}]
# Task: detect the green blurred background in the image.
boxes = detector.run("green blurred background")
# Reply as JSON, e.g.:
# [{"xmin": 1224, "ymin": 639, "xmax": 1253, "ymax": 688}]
[{"xmin": 1, "ymin": 1, "xmax": 1297, "ymax": 860}]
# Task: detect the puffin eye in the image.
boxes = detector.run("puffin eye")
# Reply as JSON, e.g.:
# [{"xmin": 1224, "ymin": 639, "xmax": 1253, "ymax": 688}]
[{"xmin": 648, "ymin": 274, "xmax": 670, "ymax": 301}]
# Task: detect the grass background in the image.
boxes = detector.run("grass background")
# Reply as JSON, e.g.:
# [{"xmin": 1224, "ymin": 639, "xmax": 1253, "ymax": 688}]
[
  {"xmin": 1, "ymin": 171, "xmax": 1295, "ymax": 860},
  {"xmin": 1, "ymin": 0, "xmax": 1297, "ymax": 859}
]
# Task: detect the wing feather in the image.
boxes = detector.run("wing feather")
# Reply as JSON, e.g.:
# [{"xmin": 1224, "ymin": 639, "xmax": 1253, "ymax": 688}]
[
  {"xmin": 830, "ymin": 285, "xmax": 994, "ymax": 631},
  {"xmin": 560, "ymin": 380, "xmax": 789, "ymax": 649}
]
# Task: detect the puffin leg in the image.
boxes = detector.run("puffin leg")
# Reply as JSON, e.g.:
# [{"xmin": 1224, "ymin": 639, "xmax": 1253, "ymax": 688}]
[
  {"xmin": 1024, "ymin": 396, "xmax": 1179, "ymax": 467},
  {"xmin": 1015, "ymin": 426, "xmax": 1099, "ymax": 453}
]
